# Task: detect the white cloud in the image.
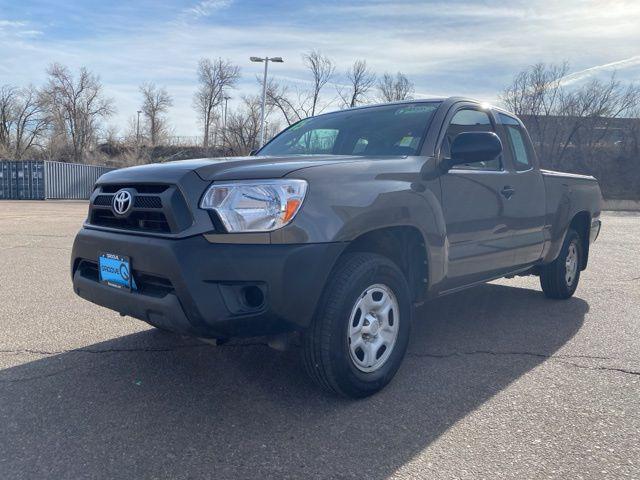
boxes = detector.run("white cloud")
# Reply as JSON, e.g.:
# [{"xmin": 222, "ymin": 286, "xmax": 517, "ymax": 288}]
[
  {"xmin": 0, "ymin": 19, "xmax": 42, "ymax": 37},
  {"xmin": 183, "ymin": 0, "xmax": 233, "ymax": 19},
  {"xmin": 315, "ymin": 2, "xmax": 530, "ymax": 20},
  {"xmin": 0, "ymin": 20, "xmax": 26, "ymax": 28},
  {"xmin": 560, "ymin": 56, "xmax": 640, "ymax": 86},
  {"xmin": 1, "ymin": 1, "xmax": 639, "ymax": 135}
]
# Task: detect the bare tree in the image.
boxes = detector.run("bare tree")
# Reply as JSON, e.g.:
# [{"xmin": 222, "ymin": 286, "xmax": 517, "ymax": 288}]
[
  {"xmin": 224, "ymin": 95, "xmax": 262, "ymax": 154},
  {"xmin": 140, "ymin": 82, "xmax": 173, "ymax": 146},
  {"xmin": 377, "ymin": 72, "xmax": 415, "ymax": 102},
  {"xmin": 303, "ymin": 50, "xmax": 335, "ymax": 116},
  {"xmin": 225, "ymin": 95, "xmax": 279, "ymax": 154},
  {"xmin": 265, "ymin": 79, "xmax": 307, "ymax": 126},
  {"xmin": 338, "ymin": 60, "xmax": 376, "ymax": 108},
  {"xmin": 0, "ymin": 85, "xmax": 16, "ymax": 155},
  {"xmin": 12, "ymin": 86, "xmax": 50, "ymax": 159},
  {"xmin": 0, "ymin": 85, "xmax": 51, "ymax": 159},
  {"xmin": 194, "ymin": 58, "xmax": 240, "ymax": 148},
  {"xmin": 500, "ymin": 62, "xmax": 640, "ymax": 168},
  {"xmin": 265, "ymin": 50, "xmax": 336, "ymax": 126},
  {"xmin": 43, "ymin": 63, "xmax": 114, "ymax": 162},
  {"xmin": 625, "ymin": 104, "xmax": 640, "ymax": 157},
  {"xmin": 501, "ymin": 62, "xmax": 569, "ymax": 163}
]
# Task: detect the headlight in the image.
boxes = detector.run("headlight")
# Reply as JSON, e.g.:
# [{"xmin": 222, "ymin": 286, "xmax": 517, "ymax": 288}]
[{"xmin": 200, "ymin": 179, "xmax": 308, "ymax": 232}]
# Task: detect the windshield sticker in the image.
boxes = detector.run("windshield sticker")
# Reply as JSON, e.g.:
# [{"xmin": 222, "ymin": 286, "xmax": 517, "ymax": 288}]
[
  {"xmin": 394, "ymin": 105, "xmax": 435, "ymax": 115},
  {"xmin": 398, "ymin": 136, "xmax": 414, "ymax": 147},
  {"xmin": 290, "ymin": 119, "xmax": 310, "ymax": 131}
]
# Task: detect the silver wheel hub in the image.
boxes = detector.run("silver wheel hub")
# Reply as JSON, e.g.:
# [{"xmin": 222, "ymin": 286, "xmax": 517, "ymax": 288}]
[
  {"xmin": 565, "ymin": 242, "xmax": 578, "ymax": 286},
  {"xmin": 347, "ymin": 284, "xmax": 399, "ymax": 373}
]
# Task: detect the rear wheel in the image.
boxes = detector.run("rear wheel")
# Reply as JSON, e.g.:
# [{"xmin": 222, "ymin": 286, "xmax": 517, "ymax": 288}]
[
  {"xmin": 540, "ymin": 229, "xmax": 582, "ymax": 299},
  {"xmin": 302, "ymin": 253, "xmax": 411, "ymax": 398}
]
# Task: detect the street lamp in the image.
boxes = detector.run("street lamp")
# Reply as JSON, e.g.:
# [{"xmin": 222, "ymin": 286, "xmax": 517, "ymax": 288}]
[
  {"xmin": 222, "ymin": 95, "xmax": 231, "ymax": 149},
  {"xmin": 223, "ymin": 95, "xmax": 231, "ymax": 128},
  {"xmin": 136, "ymin": 110, "xmax": 142, "ymax": 144},
  {"xmin": 250, "ymin": 56, "xmax": 284, "ymax": 148}
]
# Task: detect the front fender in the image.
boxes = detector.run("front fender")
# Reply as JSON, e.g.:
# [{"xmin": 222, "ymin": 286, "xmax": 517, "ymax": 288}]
[{"xmin": 274, "ymin": 158, "xmax": 448, "ymax": 289}]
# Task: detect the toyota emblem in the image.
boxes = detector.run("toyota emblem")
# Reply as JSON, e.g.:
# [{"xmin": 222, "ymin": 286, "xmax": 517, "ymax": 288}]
[{"xmin": 112, "ymin": 190, "xmax": 133, "ymax": 216}]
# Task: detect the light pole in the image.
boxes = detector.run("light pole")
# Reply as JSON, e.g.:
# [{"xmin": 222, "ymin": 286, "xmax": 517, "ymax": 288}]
[
  {"xmin": 250, "ymin": 56, "xmax": 283, "ymax": 148},
  {"xmin": 222, "ymin": 95, "xmax": 231, "ymax": 149},
  {"xmin": 223, "ymin": 95, "xmax": 230, "ymax": 129},
  {"xmin": 136, "ymin": 110, "xmax": 142, "ymax": 144}
]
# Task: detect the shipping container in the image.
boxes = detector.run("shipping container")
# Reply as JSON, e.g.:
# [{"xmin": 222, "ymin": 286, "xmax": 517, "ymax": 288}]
[
  {"xmin": 0, "ymin": 160, "xmax": 45, "ymax": 200},
  {"xmin": 0, "ymin": 160, "xmax": 113, "ymax": 200},
  {"xmin": 43, "ymin": 161, "xmax": 112, "ymax": 199}
]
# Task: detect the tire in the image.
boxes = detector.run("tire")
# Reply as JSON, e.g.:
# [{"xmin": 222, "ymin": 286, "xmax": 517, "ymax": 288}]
[
  {"xmin": 540, "ymin": 229, "xmax": 582, "ymax": 299},
  {"xmin": 302, "ymin": 252, "xmax": 412, "ymax": 398},
  {"xmin": 143, "ymin": 320, "xmax": 172, "ymax": 333}
]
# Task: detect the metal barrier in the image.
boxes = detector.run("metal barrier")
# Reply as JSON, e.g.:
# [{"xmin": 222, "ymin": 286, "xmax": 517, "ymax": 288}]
[{"xmin": 0, "ymin": 160, "xmax": 113, "ymax": 200}]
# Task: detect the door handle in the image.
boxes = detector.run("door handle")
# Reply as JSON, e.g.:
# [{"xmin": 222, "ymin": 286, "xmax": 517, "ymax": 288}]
[{"xmin": 501, "ymin": 186, "xmax": 515, "ymax": 199}]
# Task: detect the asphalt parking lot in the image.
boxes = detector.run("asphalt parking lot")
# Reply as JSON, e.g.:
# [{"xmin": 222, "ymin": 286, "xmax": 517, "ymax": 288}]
[{"xmin": 0, "ymin": 201, "xmax": 638, "ymax": 479}]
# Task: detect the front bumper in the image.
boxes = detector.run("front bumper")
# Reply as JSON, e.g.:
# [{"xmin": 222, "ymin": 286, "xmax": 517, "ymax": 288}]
[
  {"xmin": 71, "ymin": 228, "xmax": 345, "ymax": 338},
  {"xmin": 590, "ymin": 218, "xmax": 601, "ymax": 243}
]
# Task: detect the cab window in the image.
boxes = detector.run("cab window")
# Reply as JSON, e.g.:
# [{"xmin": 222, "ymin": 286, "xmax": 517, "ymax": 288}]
[
  {"xmin": 498, "ymin": 113, "xmax": 532, "ymax": 171},
  {"xmin": 442, "ymin": 109, "xmax": 501, "ymax": 170}
]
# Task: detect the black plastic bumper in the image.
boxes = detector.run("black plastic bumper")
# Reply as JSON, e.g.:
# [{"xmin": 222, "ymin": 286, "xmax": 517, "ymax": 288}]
[
  {"xmin": 590, "ymin": 218, "xmax": 601, "ymax": 244},
  {"xmin": 71, "ymin": 228, "xmax": 345, "ymax": 338}
]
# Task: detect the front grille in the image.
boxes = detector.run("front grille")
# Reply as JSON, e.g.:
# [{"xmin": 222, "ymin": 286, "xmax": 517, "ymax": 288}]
[
  {"xmin": 87, "ymin": 183, "xmax": 191, "ymax": 235},
  {"xmin": 76, "ymin": 260, "xmax": 174, "ymax": 298},
  {"xmin": 91, "ymin": 209, "xmax": 171, "ymax": 233},
  {"xmin": 92, "ymin": 194, "xmax": 162, "ymax": 209},
  {"xmin": 134, "ymin": 196, "xmax": 162, "ymax": 209},
  {"xmin": 94, "ymin": 195, "xmax": 112, "ymax": 206},
  {"xmin": 101, "ymin": 184, "xmax": 169, "ymax": 194}
]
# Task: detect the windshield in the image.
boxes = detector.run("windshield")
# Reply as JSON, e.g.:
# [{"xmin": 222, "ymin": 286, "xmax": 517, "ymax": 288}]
[{"xmin": 259, "ymin": 102, "xmax": 441, "ymax": 157}]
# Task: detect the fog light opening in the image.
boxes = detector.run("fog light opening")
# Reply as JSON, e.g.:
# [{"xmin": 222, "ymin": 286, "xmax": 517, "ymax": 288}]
[{"xmin": 242, "ymin": 286, "xmax": 265, "ymax": 309}]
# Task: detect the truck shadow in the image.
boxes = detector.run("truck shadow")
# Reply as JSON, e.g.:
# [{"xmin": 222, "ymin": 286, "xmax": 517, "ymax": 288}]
[{"xmin": 0, "ymin": 283, "xmax": 588, "ymax": 479}]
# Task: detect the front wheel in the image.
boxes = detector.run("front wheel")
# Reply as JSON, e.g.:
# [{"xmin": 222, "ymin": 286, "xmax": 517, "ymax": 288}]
[
  {"xmin": 302, "ymin": 253, "xmax": 411, "ymax": 398},
  {"xmin": 540, "ymin": 229, "xmax": 582, "ymax": 299}
]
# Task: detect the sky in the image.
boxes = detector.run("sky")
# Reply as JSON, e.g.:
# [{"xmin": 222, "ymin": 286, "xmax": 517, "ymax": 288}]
[{"xmin": 1, "ymin": 0, "xmax": 639, "ymax": 136}]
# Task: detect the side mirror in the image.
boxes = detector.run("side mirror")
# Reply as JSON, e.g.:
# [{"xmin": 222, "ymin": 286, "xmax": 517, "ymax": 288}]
[{"xmin": 443, "ymin": 132, "xmax": 502, "ymax": 171}]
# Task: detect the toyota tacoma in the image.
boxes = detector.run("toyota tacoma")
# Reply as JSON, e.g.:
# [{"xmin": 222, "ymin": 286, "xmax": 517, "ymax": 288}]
[{"xmin": 71, "ymin": 97, "xmax": 602, "ymax": 398}]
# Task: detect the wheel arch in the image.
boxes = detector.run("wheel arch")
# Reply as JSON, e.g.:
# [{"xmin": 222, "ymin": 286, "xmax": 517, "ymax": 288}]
[
  {"xmin": 340, "ymin": 225, "xmax": 430, "ymax": 303},
  {"xmin": 569, "ymin": 210, "xmax": 591, "ymax": 270}
]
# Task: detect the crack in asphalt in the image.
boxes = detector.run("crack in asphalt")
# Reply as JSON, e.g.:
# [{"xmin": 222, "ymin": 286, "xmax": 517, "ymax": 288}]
[
  {"xmin": 0, "ymin": 244, "xmax": 69, "ymax": 252},
  {"xmin": 406, "ymin": 350, "xmax": 640, "ymax": 377},
  {"xmin": 1, "ymin": 346, "xmax": 637, "ymax": 383},
  {"xmin": 407, "ymin": 350, "xmax": 640, "ymax": 376},
  {"xmin": 560, "ymin": 363, "xmax": 640, "ymax": 376},
  {"xmin": 0, "ymin": 341, "xmax": 269, "ymax": 357},
  {"xmin": 0, "ymin": 232, "xmax": 70, "ymax": 238},
  {"xmin": 0, "ymin": 342, "xmax": 270, "ymax": 383},
  {"xmin": 408, "ymin": 350, "xmax": 615, "ymax": 361},
  {"xmin": 0, "ymin": 367, "xmax": 79, "ymax": 383}
]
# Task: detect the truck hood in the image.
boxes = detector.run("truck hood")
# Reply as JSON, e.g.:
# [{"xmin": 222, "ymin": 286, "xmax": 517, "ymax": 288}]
[{"xmin": 98, "ymin": 155, "xmax": 363, "ymax": 184}]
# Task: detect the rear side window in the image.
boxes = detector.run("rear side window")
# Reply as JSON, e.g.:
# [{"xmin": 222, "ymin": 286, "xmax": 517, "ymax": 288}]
[
  {"xmin": 498, "ymin": 113, "xmax": 532, "ymax": 171},
  {"xmin": 442, "ymin": 108, "xmax": 501, "ymax": 171}
]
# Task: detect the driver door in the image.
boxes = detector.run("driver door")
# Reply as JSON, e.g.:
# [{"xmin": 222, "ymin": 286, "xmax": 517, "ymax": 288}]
[{"xmin": 438, "ymin": 105, "xmax": 514, "ymax": 291}]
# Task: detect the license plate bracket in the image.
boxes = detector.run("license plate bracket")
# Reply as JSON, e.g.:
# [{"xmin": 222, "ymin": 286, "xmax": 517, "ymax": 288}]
[{"xmin": 98, "ymin": 253, "xmax": 136, "ymax": 291}]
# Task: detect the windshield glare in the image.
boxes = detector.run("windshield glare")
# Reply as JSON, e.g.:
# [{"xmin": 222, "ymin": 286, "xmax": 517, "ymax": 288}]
[{"xmin": 259, "ymin": 102, "xmax": 440, "ymax": 157}]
